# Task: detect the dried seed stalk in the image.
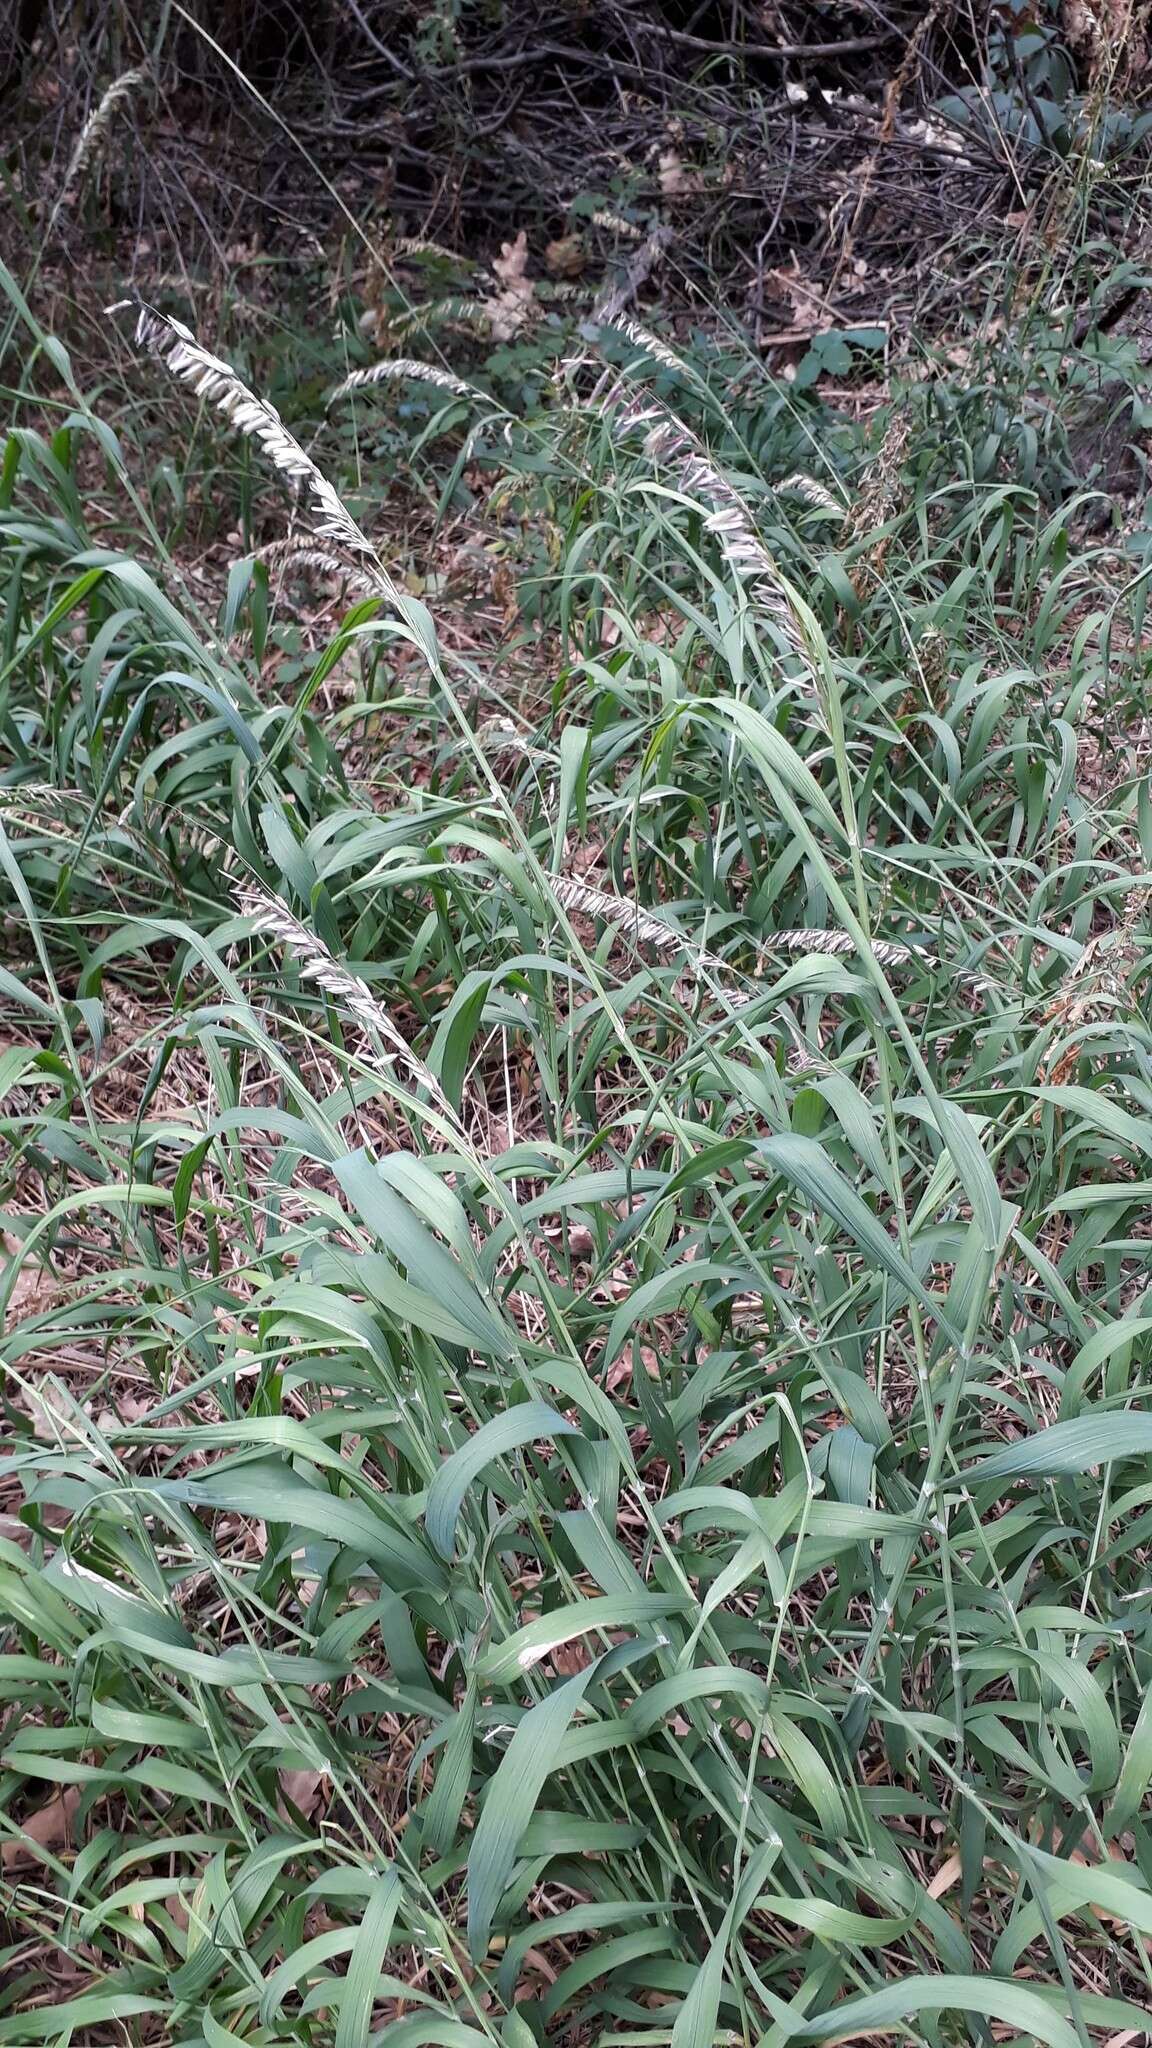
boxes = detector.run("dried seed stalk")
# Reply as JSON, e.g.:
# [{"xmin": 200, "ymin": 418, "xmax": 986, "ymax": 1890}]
[
  {"xmin": 769, "ymin": 928, "xmax": 918, "ymax": 970},
  {"xmin": 552, "ymin": 875, "xmax": 728, "ymax": 970},
  {"xmin": 591, "ymin": 210, "xmax": 644, "ymax": 240},
  {"xmin": 778, "ymin": 473, "xmax": 845, "ymax": 517},
  {"xmin": 393, "ymin": 297, "xmax": 491, "ymax": 337},
  {"xmin": 601, "ymin": 316, "xmax": 689, "ymax": 380},
  {"xmin": 391, "ymin": 236, "xmax": 464, "ymax": 262}
]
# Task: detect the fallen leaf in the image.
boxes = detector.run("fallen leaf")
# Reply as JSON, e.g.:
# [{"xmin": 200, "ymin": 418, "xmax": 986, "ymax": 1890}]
[
  {"xmin": 658, "ymin": 149, "xmax": 702, "ymax": 200},
  {"xmin": 4, "ymin": 1261, "xmax": 63, "ymax": 1322},
  {"xmin": 486, "ymin": 236, "xmax": 536, "ymax": 341},
  {"xmin": 278, "ymin": 1767, "xmax": 327, "ymax": 1823},
  {"xmin": 927, "ymin": 1852, "xmax": 962, "ymax": 1898},
  {"xmin": 2, "ymin": 1788, "xmax": 79, "ymax": 1869},
  {"xmin": 492, "ymin": 230, "xmax": 528, "ymax": 285},
  {"xmin": 27, "ymin": 1375, "xmax": 74, "ymax": 1442},
  {"xmin": 546, "ymin": 235, "xmax": 585, "ymax": 279}
]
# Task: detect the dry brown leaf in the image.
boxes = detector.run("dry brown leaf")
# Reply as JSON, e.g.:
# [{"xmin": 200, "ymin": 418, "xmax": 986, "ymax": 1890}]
[
  {"xmin": 27, "ymin": 1374, "xmax": 74, "ymax": 1442},
  {"xmin": 545, "ymin": 235, "xmax": 585, "ymax": 279},
  {"xmin": 550, "ymin": 1639, "xmax": 593, "ymax": 1676},
  {"xmin": 926, "ymin": 1852, "xmax": 962, "ymax": 1899},
  {"xmin": 486, "ymin": 237, "xmax": 536, "ymax": 341},
  {"xmin": 2, "ymin": 1787, "xmax": 79, "ymax": 1869},
  {"xmin": 492, "ymin": 231, "xmax": 528, "ymax": 285},
  {"xmin": 658, "ymin": 150, "xmax": 702, "ymax": 200},
  {"xmin": 278, "ymin": 1767, "xmax": 327, "ymax": 1823},
  {"xmin": 491, "ymin": 560, "xmax": 518, "ymax": 627},
  {"xmin": 3, "ymin": 1260, "xmax": 64, "ymax": 1322},
  {"xmin": 766, "ymin": 262, "xmax": 834, "ymax": 337}
]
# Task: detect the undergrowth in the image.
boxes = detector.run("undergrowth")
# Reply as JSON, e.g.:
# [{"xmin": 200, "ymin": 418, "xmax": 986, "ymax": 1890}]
[{"xmin": 2, "ymin": 229, "xmax": 1152, "ymax": 2048}]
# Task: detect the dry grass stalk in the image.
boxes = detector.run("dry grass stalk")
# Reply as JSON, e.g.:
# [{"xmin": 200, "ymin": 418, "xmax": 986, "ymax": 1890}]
[
  {"xmin": 63, "ymin": 68, "xmax": 148, "ymax": 195},
  {"xmin": 1036, "ymin": 896, "xmax": 1147, "ymax": 1086},
  {"xmin": 134, "ymin": 307, "xmax": 401, "ymax": 603},
  {"xmin": 592, "ymin": 227, "xmax": 673, "ymax": 324},
  {"xmin": 834, "ymin": 0, "xmax": 951, "ymax": 272},
  {"xmin": 0, "ymin": 784, "xmax": 86, "ymax": 814},
  {"xmin": 237, "ymin": 884, "xmax": 450, "ymax": 1113}
]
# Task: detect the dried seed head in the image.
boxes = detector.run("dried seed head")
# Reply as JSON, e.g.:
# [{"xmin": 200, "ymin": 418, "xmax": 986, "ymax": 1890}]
[
  {"xmin": 601, "ymin": 316, "xmax": 689, "ymax": 380},
  {"xmin": 393, "ymin": 297, "xmax": 491, "ymax": 337},
  {"xmin": 594, "ymin": 382, "xmax": 806, "ymax": 651},
  {"xmin": 551, "ymin": 874, "xmax": 721, "ymax": 968},
  {"xmin": 591, "ymin": 210, "xmax": 644, "ymax": 240},
  {"xmin": 767, "ymin": 928, "xmax": 921, "ymax": 971},
  {"xmin": 552, "ymin": 875, "xmax": 923, "ymax": 981},
  {"xmin": 391, "ymin": 236, "xmax": 464, "ymax": 263}
]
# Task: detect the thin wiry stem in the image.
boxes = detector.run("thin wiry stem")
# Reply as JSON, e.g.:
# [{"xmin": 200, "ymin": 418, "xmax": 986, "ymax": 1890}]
[
  {"xmin": 237, "ymin": 884, "xmax": 450, "ymax": 1113},
  {"xmin": 133, "ymin": 306, "xmax": 401, "ymax": 603},
  {"xmin": 63, "ymin": 69, "xmax": 148, "ymax": 194},
  {"xmin": 328, "ymin": 360, "xmax": 477, "ymax": 406}
]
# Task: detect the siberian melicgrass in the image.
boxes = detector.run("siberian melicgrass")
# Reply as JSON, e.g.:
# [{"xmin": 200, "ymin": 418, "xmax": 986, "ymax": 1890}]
[{"xmin": 2, "ymin": 233, "xmax": 1152, "ymax": 2048}]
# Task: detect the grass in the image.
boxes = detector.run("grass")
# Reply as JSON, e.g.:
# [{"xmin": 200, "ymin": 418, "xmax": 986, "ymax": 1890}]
[{"xmin": 2, "ymin": 227, "xmax": 1152, "ymax": 2048}]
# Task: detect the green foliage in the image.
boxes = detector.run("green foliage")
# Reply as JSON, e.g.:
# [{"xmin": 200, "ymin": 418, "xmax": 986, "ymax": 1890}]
[{"xmin": 2, "ymin": 253, "xmax": 1152, "ymax": 2048}]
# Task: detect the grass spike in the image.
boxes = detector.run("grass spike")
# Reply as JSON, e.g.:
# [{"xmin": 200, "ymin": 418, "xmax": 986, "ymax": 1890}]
[
  {"xmin": 237, "ymin": 883, "xmax": 450, "ymax": 1112},
  {"xmin": 63, "ymin": 68, "xmax": 148, "ymax": 194},
  {"xmin": 327, "ymin": 359, "xmax": 478, "ymax": 405},
  {"xmin": 133, "ymin": 305, "xmax": 401, "ymax": 600},
  {"xmin": 257, "ymin": 541, "xmax": 381, "ymax": 595}
]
